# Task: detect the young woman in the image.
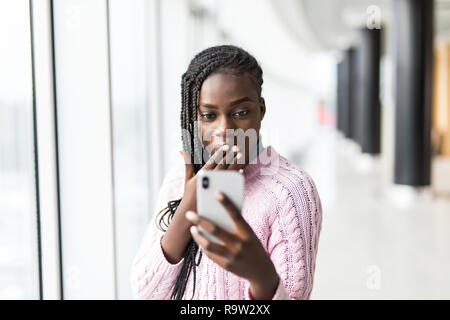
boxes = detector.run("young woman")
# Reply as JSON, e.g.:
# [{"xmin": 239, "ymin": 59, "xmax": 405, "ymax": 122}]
[{"xmin": 130, "ymin": 45, "xmax": 322, "ymax": 300}]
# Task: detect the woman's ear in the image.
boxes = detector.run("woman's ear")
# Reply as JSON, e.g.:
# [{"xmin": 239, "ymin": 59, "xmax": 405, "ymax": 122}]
[{"xmin": 259, "ymin": 97, "xmax": 266, "ymax": 121}]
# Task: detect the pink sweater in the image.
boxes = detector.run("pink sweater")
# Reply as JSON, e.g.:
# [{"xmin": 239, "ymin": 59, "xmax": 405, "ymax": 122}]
[{"xmin": 130, "ymin": 146, "xmax": 323, "ymax": 300}]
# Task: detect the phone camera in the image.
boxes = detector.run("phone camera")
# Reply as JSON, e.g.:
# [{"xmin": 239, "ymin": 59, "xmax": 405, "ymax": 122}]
[{"xmin": 202, "ymin": 176, "xmax": 209, "ymax": 189}]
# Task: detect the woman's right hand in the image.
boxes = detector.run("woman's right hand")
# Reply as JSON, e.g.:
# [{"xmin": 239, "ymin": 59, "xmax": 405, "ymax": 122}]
[{"xmin": 179, "ymin": 144, "xmax": 245, "ymax": 214}]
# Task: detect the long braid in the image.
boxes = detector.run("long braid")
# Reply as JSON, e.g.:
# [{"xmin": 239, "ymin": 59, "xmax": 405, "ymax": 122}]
[{"xmin": 155, "ymin": 45, "xmax": 264, "ymax": 300}]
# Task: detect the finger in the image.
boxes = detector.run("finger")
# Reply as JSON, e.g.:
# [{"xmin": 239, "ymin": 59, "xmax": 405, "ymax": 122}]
[
  {"xmin": 180, "ymin": 150, "xmax": 194, "ymax": 182},
  {"xmin": 226, "ymin": 148, "xmax": 245, "ymax": 171},
  {"xmin": 185, "ymin": 211, "xmax": 240, "ymax": 245},
  {"xmin": 185, "ymin": 210, "xmax": 200, "ymax": 225},
  {"xmin": 215, "ymin": 191, "xmax": 252, "ymax": 235},
  {"xmin": 203, "ymin": 144, "xmax": 227, "ymax": 170},
  {"xmin": 203, "ymin": 144, "xmax": 229, "ymax": 170},
  {"xmin": 190, "ymin": 225, "xmax": 231, "ymax": 257},
  {"xmin": 214, "ymin": 146, "xmax": 236, "ymax": 171}
]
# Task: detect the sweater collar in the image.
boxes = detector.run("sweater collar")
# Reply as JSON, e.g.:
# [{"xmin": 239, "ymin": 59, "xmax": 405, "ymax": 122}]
[{"xmin": 243, "ymin": 144, "xmax": 279, "ymax": 180}]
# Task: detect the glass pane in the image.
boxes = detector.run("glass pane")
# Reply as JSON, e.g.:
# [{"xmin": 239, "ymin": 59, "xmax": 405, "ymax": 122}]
[
  {"xmin": 0, "ymin": 0, "xmax": 40, "ymax": 299},
  {"xmin": 53, "ymin": 0, "xmax": 116, "ymax": 299},
  {"xmin": 108, "ymin": 0, "xmax": 151, "ymax": 299}
]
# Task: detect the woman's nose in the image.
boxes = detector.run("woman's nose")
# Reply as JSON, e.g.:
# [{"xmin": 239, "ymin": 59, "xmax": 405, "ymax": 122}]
[{"xmin": 215, "ymin": 116, "xmax": 235, "ymax": 138}]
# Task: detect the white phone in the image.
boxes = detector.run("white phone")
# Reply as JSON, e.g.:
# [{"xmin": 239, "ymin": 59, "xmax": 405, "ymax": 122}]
[{"xmin": 196, "ymin": 170, "xmax": 244, "ymax": 245}]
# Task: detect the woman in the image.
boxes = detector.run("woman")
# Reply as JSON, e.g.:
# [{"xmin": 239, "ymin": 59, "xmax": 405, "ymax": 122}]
[{"xmin": 130, "ymin": 45, "xmax": 322, "ymax": 300}]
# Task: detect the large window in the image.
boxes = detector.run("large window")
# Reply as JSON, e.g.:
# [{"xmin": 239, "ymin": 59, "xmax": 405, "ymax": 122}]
[
  {"xmin": 52, "ymin": 0, "xmax": 116, "ymax": 299},
  {"xmin": 0, "ymin": 0, "xmax": 40, "ymax": 299},
  {"xmin": 108, "ymin": 0, "xmax": 152, "ymax": 299},
  {"xmin": 0, "ymin": 0, "xmax": 206, "ymax": 299}
]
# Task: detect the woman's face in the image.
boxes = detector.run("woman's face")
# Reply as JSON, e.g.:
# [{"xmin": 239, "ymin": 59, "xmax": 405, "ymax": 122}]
[{"xmin": 198, "ymin": 72, "xmax": 266, "ymax": 164}]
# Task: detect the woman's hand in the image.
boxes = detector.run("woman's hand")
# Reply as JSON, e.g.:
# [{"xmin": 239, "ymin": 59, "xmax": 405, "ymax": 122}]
[
  {"xmin": 162, "ymin": 145, "xmax": 245, "ymax": 264},
  {"xmin": 179, "ymin": 145, "xmax": 245, "ymax": 213},
  {"xmin": 185, "ymin": 191, "xmax": 280, "ymax": 300}
]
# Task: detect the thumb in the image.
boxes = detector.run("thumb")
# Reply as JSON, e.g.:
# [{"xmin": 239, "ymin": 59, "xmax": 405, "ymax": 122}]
[{"xmin": 180, "ymin": 150, "xmax": 194, "ymax": 181}]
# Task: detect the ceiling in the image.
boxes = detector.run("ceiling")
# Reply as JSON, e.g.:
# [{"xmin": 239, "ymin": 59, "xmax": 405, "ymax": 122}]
[{"xmin": 271, "ymin": 0, "xmax": 450, "ymax": 51}]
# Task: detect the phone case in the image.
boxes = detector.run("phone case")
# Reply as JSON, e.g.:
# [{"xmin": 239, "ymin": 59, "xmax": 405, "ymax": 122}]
[{"xmin": 196, "ymin": 170, "xmax": 244, "ymax": 245}]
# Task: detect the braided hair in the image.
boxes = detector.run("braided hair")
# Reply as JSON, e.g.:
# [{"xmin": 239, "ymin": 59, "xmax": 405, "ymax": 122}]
[{"xmin": 156, "ymin": 45, "xmax": 264, "ymax": 300}]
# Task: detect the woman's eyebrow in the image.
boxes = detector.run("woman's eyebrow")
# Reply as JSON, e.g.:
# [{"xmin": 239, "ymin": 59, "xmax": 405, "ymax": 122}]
[
  {"xmin": 229, "ymin": 97, "xmax": 252, "ymax": 106},
  {"xmin": 199, "ymin": 97, "xmax": 253, "ymax": 109}
]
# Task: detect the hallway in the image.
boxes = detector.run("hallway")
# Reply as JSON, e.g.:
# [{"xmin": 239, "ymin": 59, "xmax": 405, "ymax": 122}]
[
  {"xmin": 1, "ymin": 0, "xmax": 450, "ymax": 300},
  {"xmin": 299, "ymin": 129, "xmax": 450, "ymax": 299}
]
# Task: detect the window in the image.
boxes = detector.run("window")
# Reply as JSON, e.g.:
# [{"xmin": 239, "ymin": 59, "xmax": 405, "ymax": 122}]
[
  {"xmin": 53, "ymin": 0, "xmax": 116, "ymax": 299},
  {"xmin": 0, "ymin": 0, "xmax": 40, "ymax": 299},
  {"xmin": 108, "ymin": 0, "xmax": 152, "ymax": 299}
]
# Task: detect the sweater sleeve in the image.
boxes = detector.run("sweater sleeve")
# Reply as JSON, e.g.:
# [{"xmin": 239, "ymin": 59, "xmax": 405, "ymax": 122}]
[
  {"xmin": 130, "ymin": 166, "xmax": 186, "ymax": 300},
  {"xmin": 245, "ymin": 171, "xmax": 323, "ymax": 300}
]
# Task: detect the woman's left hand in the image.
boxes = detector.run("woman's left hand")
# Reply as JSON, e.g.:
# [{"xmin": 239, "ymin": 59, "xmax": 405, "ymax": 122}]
[{"xmin": 185, "ymin": 191, "xmax": 280, "ymax": 300}]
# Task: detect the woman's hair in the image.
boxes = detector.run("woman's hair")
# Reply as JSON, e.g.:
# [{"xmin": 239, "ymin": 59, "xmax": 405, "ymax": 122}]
[{"xmin": 156, "ymin": 44, "xmax": 264, "ymax": 300}]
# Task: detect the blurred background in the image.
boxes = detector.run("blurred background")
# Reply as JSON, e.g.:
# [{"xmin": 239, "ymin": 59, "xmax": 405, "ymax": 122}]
[{"xmin": 0, "ymin": 0, "xmax": 449, "ymax": 299}]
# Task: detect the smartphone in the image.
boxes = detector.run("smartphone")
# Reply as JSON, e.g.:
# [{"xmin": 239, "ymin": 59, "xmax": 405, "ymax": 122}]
[{"xmin": 196, "ymin": 170, "xmax": 244, "ymax": 245}]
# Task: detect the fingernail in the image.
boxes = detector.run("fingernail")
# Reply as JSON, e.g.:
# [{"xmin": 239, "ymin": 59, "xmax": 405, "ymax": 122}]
[
  {"xmin": 238, "ymin": 168, "xmax": 244, "ymax": 174},
  {"xmin": 190, "ymin": 225, "xmax": 198, "ymax": 234},
  {"xmin": 185, "ymin": 210, "xmax": 196, "ymax": 221},
  {"xmin": 215, "ymin": 191, "xmax": 224, "ymax": 200},
  {"xmin": 236, "ymin": 152, "xmax": 242, "ymax": 159}
]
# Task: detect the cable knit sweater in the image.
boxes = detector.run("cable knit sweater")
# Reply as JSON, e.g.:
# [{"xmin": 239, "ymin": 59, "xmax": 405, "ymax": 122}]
[{"xmin": 130, "ymin": 146, "xmax": 322, "ymax": 300}]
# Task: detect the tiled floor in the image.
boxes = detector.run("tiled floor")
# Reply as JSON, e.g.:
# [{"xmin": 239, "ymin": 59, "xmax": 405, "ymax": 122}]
[{"xmin": 297, "ymin": 128, "xmax": 450, "ymax": 299}]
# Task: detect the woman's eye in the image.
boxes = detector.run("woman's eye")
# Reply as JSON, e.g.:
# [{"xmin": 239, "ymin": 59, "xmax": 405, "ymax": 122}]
[
  {"xmin": 200, "ymin": 113, "xmax": 216, "ymax": 120},
  {"xmin": 233, "ymin": 110, "xmax": 249, "ymax": 117}
]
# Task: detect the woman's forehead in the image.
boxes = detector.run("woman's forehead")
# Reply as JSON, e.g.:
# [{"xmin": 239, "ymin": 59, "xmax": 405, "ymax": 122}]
[{"xmin": 199, "ymin": 72, "xmax": 258, "ymax": 103}]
